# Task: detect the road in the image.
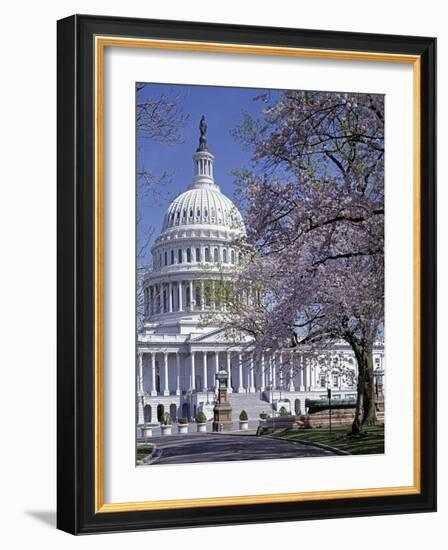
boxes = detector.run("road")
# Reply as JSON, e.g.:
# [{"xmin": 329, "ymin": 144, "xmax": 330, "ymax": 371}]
[{"xmin": 145, "ymin": 433, "xmax": 337, "ymax": 465}]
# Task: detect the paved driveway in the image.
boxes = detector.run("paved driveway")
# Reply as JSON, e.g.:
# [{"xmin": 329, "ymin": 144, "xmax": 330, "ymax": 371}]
[{"xmin": 146, "ymin": 433, "xmax": 336, "ymax": 465}]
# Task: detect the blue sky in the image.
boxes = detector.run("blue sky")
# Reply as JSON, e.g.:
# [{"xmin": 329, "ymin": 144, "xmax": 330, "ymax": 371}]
[{"xmin": 136, "ymin": 83, "xmax": 280, "ymax": 265}]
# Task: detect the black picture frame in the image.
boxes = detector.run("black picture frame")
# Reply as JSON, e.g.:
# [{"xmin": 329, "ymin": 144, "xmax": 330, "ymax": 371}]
[{"xmin": 57, "ymin": 14, "xmax": 436, "ymax": 535}]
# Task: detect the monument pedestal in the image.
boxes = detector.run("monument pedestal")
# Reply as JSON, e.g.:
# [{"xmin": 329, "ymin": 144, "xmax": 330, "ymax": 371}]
[{"xmin": 213, "ymin": 374, "xmax": 233, "ymax": 432}]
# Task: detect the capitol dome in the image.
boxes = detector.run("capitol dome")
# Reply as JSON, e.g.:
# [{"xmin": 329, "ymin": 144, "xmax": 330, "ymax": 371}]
[{"xmin": 161, "ymin": 184, "xmax": 244, "ymax": 232}]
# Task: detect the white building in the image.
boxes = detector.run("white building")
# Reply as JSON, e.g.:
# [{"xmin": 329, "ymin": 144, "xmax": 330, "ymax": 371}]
[{"xmin": 136, "ymin": 119, "xmax": 385, "ymax": 427}]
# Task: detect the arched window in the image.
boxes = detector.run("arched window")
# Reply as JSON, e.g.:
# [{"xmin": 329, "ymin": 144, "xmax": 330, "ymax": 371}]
[
  {"xmin": 186, "ymin": 286, "xmax": 191, "ymax": 307},
  {"xmin": 163, "ymin": 290, "xmax": 167, "ymax": 311},
  {"xmin": 223, "ymin": 249, "xmax": 227, "ymax": 263},
  {"xmin": 186, "ymin": 248, "xmax": 191, "ymax": 262},
  {"xmin": 189, "ymin": 208, "xmax": 193, "ymax": 218},
  {"xmin": 178, "ymin": 249, "xmax": 183, "ymax": 263},
  {"xmin": 195, "ymin": 286, "xmax": 201, "ymax": 307},
  {"xmin": 164, "ymin": 251, "xmax": 167, "ymax": 266},
  {"xmin": 170, "ymin": 249, "xmax": 174, "ymax": 264},
  {"xmin": 204, "ymin": 208, "xmax": 208, "ymax": 218},
  {"xmin": 231, "ymin": 250, "xmax": 235, "ymax": 264},
  {"xmin": 205, "ymin": 247, "xmax": 210, "ymax": 261},
  {"xmin": 214, "ymin": 248, "xmax": 219, "ymax": 262},
  {"xmin": 197, "ymin": 208, "xmax": 200, "ymax": 217},
  {"xmin": 195, "ymin": 247, "xmax": 200, "ymax": 262}
]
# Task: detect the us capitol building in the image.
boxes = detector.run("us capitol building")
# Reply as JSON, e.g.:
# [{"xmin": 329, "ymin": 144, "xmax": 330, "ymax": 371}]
[{"xmin": 137, "ymin": 117, "xmax": 385, "ymax": 427}]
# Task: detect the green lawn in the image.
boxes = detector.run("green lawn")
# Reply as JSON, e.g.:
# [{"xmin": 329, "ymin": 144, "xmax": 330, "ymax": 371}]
[
  {"xmin": 136, "ymin": 443, "xmax": 154, "ymax": 465},
  {"xmin": 265, "ymin": 425, "xmax": 384, "ymax": 455}
]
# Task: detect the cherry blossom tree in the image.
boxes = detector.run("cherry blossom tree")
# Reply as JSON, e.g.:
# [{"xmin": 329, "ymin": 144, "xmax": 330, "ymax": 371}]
[{"xmin": 224, "ymin": 90, "xmax": 384, "ymax": 434}]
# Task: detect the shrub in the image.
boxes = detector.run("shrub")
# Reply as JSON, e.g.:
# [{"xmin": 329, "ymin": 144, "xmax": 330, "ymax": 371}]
[
  {"xmin": 239, "ymin": 410, "xmax": 248, "ymax": 421},
  {"xmin": 279, "ymin": 406, "xmax": 289, "ymax": 416},
  {"xmin": 178, "ymin": 417, "xmax": 188, "ymax": 424},
  {"xmin": 259, "ymin": 412, "xmax": 269, "ymax": 420},
  {"xmin": 161, "ymin": 412, "xmax": 172, "ymax": 426},
  {"xmin": 196, "ymin": 411, "xmax": 207, "ymax": 424}
]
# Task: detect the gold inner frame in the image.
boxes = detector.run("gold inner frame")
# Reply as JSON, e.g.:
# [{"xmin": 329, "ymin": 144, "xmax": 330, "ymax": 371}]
[{"xmin": 94, "ymin": 36, "xmax": 421, "ymax": 514}]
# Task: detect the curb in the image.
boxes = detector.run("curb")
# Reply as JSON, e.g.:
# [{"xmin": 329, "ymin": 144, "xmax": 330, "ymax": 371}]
[
  {"xmin": 264, "ymin": 434, "xmax": 349, "ymax": 456},
  {"xmin": 138, "ymin": 444, "xmax": 160, "ymax": 465}
]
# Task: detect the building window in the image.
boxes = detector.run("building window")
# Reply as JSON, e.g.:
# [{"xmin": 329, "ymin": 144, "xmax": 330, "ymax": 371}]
[
  {"xmin": 205, "ymin": 285, "xmax": 211, "ymax": 307},
  {"xmin": 171, "ymin": 249, "xmax": 174, "ymax": 264},
  {"xmin": 178, "ymin": 249, "xmax": 182, "ymax": 263},
  {"xmin": 195, "ymin": 286, "xmax": 201, "ymax": 307},
  {"xmin": 214, "ymin": 248, "xmax": 219, "ymax": 263},
  {"xmin": 223, "ymin": 249, "xmax": 227, "ymax": 263},
  {"xmin": 164, "ymin": 251, "xmax": 167, "ymax": 266},
  {"xmin": 186, "ymin": 286, "xmax": 191, "ymax": 306},
  {"xmin": 196, "ymin": 247, "xmax": 200, "ymax": 262},
  {"xmin": 163, "ymin": 290, "xmax": 167, "ymax": 312},
  {"xmin": 231, "ymin": 250, "xmax": 235, "ymax": 264},
  {"xmin": 332, "ymin": 375, "xmax": 339, "ymax": 388},
  {"xmin": 204, "ymin": 208, "xmax": 208, "ymax": 218},
  {"xmin": 205, "ymin": 247, "xmax": 210, "ymax": 261},
  {"xmin": 186, "ymin": 248, "xmax": 191, "ymax": 263}
]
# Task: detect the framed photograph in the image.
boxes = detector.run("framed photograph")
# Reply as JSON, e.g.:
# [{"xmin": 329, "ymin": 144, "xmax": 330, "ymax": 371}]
[{"xmin": 57, "ymin": 14, "xmax": 436, "ymax": 534}]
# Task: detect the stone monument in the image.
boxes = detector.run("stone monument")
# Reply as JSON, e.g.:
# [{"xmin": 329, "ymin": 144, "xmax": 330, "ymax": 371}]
[{"xmin": 212, "ymin": 369, "xmax": 233, "ymax": 432}]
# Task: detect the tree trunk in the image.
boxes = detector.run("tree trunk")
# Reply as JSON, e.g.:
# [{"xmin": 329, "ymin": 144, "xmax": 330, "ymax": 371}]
[
  {"xmin": 361, "ymin": 348, "xmax": 377, "ymax": 426},
  {"xmin": 352, "ymin": 372, "xmax": 364, "ymax": 435},
  {"xmin": 349, "ymin": 341, "xmax": 376, "ymax": 434}
]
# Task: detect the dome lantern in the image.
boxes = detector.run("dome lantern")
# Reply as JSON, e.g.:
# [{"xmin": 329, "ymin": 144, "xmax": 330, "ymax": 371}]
[{"xmin": 190, "ymin": 115, "xmax": 217, "ymax": 191}]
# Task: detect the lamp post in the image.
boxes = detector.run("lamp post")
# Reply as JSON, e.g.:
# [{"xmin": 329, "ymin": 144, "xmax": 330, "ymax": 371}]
[{"xmin": 327, "ymin": 387, "xmax": 332, "ymax": 433}]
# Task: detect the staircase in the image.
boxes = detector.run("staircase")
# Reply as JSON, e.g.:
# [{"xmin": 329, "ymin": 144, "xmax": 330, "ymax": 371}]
[{"xmin": 228, "ymin": 392, "xmax": 272, "ymax": 421}]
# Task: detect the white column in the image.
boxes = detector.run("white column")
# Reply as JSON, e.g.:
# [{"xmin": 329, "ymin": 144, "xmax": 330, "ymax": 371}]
[
  {"xmin": 151, "ymin": 352, "xmax": 157, "ymax": 396},
  {"xmin": 189, "ymin": 280, "xmax": 194, "ymax": 310},
  {"xmin": 190, "ymin": 351, "xmax": 196, "ymax": 390},
  {"xmin": 311, "ymin": 358, "xmax": 317, "ymax": 389},
  {"xmin": 299, "ymin": 354, "xmax": 305, "ymax": 391},
  {"xmin": 306, "ymin": 356, "xmax": 311, "ymax": 391},
  {"xmin": 238, "ymin": 353, "xmax": 244, "ymax": 392},
  {"xmin": 178, "ymin": 281, "xmax": 183, "ymax": 311},
  {"xmin": 289, "ymin": 352, "xmax": 295, "ymax": 391},
  {"xmin": 272, "ymin": 355, "xmax": 277, "ymax": 390},
  {"xmin": 260, "ymin": 354, "xmax": 266, "ymax": 391},
  {"xmin": 249, "ymin": 354, "xmax": 255, "ymax": 392},
  {"xmin": 163, "ymin": 352, "xmax": 169, "ymax": 395},
  {"xmin": 137, "ymin": 396, "xmax": 145, "ymax": 425},
  {"xmin": 175, "ymin": 353, "xmax": 180, "ymax": 395},
  {"xmin": 203, "ymin": 351, "xmax": 208, "ymax": 390},
  {"xmin": 169, "ymin": 282, "xmax": 173, "ymax": 312},
  {"xmin": 279, "ymin": 353, "xmax": 284, "ymax": 389},
  {"xmin": 137, "ymin": 351, "xmax": 143, "ymax": 393},
  {"xmin": 215, "ymin": 352, "xmax": 219, "ymax": 390},
  {"xmin": 227, "ymin": 352, "xmax": 232, "ymax": 393},
  {"xmin": 269, "ymin": 355, "xmax": 273, "ymax": 390}
]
